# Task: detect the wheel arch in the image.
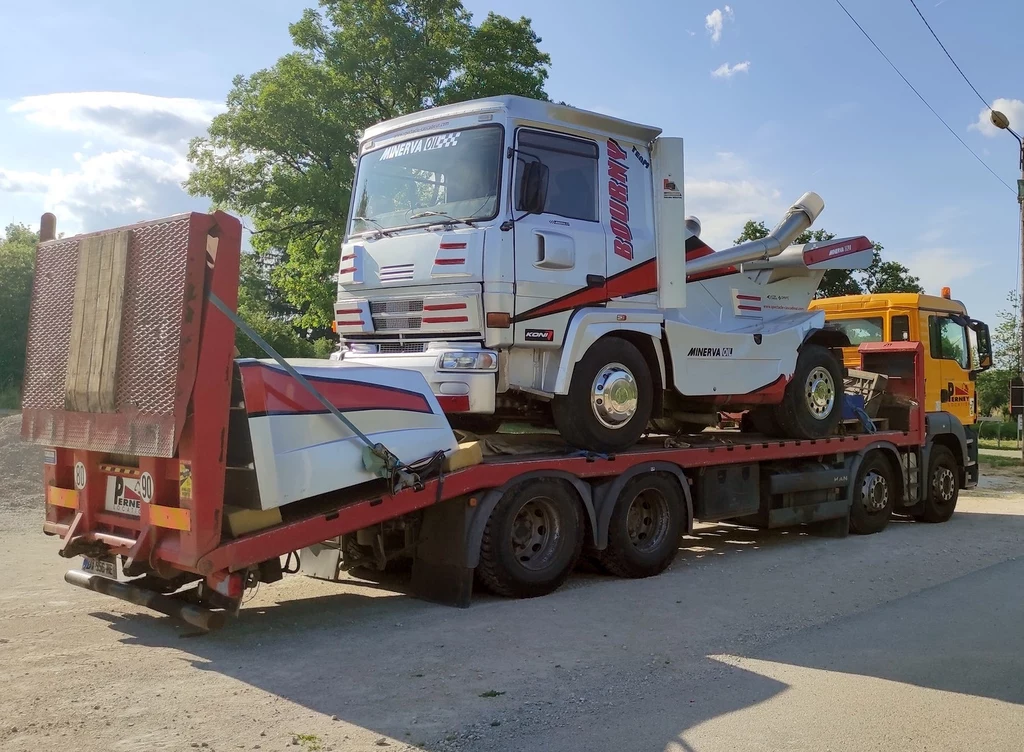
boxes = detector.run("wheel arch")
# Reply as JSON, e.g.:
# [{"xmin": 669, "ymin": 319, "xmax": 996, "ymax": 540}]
[
  {"xmin": 925, "ymin": 412, "xmax": 969, "ymax": 488},
  {"xmin": 548, "ymin": 309, "xmax": 665, "ymax": 397},
  {"xmin": 802, "ymin": 327, "xmax": 851, "ymax": 350},
  {"xmin": 846, "ymin": 441, "xmax": 905, "ymax": 505},
  {"xmin": 464, "ymin": 470, "xmax": 596, "ymax": 569}
]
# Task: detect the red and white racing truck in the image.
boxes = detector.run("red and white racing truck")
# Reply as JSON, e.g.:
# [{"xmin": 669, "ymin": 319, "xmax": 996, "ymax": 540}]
[{"xmin": 21, "ymin": 212, "xmax": 978, "ymax": 630}]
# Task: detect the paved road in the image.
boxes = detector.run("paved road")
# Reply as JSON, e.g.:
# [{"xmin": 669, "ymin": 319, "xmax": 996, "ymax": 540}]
[{"xmin": 2, "ymin": 478, "xmax": 1023, "ymax": 752}]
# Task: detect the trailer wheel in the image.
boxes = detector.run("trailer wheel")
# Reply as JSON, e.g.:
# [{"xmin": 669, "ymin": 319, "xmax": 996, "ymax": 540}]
[
  {"xmin": 477, "ymin": 479, "xmax": 584, "ymax": 598},
  {"xmin": 849, "ymin": 451, "xmax": 895, "ymax": 535},
  {"xmin": 915, "ymin": 445, "xmax": 959, "ymax": 523},
  {"xmin": 552, "ymin": 337, "xmax": 653, "ymax": 453},
  {"xmin": 774, "ymin": 345, "xmax": 843, "ymax": 440},
  {"xmin": 599, "ymin": 474, "xmax": 685, "ymax": 578}
]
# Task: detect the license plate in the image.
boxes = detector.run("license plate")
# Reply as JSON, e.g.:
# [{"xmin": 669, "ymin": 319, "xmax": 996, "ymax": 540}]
[
  {"xmin": 104, "ymin": 475, "xmax": 143, "ymax": 517},
  {"xmin": 82, "ymin": 556, "xmax": 117, "ymax": 579}
]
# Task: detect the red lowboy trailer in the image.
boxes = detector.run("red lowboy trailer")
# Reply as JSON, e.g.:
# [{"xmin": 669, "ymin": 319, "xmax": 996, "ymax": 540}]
[{"xmin": 22, "ymin": 212, "xmax": 978, "ymax": 629}]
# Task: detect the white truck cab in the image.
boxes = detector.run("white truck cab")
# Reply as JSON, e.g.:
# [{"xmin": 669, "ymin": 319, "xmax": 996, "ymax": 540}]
[{"xmin": 334, "ymin": 96, "xmax": 874, "ymax": 452}]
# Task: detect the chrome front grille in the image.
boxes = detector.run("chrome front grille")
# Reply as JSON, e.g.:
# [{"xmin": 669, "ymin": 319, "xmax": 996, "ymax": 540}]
[
  {"xmin": 378, "ymin": 342, "xmax": 428, "ymax": 354},
  {"xmin": 372, "ymin": 315, "xmax": 421, "ymax": 330},
  {"xmin": 370, "ymin": 299, "xmax": 424, "ymax": 314}
]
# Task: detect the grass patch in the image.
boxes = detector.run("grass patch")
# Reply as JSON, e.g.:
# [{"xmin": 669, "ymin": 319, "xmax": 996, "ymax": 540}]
[
  {"xmin": 0, "ymin": 384, "xmax": 20, "ymax": 410},
  {"xmin": 292, "ymin": 733, "xmax": 324, "ymax": 752},
  {"xmin": 979, "ymin": 438, "xmax": 1021, "ymax": 451},
  {"xmin": 981, "ymin": 455, "xmax": 1023, "ymax": 470}
]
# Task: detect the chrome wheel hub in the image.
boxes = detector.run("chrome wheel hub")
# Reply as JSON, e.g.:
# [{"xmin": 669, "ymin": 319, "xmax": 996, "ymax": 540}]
[
  {"xmin": 805, "ymin": 366, "xmax": 836, "ymax": 420},
  {"xmin": 933, "ymin": 466, "xmax": 956, "ymax": 501},
  {"xmin": 591, "ymin": 362, "xmax": 638, "ymax": 430},
  {"xmin": 861, "ymin": 470, "xmax": 889, "ymax": 512}
]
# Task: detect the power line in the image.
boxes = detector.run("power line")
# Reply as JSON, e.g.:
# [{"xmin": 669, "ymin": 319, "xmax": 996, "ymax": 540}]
[
  {"xmin": 832, "ymin": 0, "xmax": 1015, "ymax": 195},
  {"xmin": 907, "ymin": 0, "xmax": 991, "ymax": 111}
]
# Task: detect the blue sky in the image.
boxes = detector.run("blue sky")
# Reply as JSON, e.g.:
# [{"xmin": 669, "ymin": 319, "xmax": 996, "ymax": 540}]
[{"xmin": 1, "ymin": 0, "xmax": 1021, "ymax": 327}]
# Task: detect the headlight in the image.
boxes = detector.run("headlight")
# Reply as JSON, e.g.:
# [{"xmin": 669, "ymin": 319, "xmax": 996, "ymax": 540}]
[
  {"xmin": 438, "ymin": 350, "xmax": 498, "ymax": 372},
  {"xmin": 347, "ymin": 343, "xmax": 378, "ymax": 354}
]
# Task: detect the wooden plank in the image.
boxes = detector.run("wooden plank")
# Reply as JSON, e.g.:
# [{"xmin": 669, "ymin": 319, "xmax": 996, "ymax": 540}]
[{"xmin": 64, "ymin": 230, "xmax": 131, "ymax": 413}]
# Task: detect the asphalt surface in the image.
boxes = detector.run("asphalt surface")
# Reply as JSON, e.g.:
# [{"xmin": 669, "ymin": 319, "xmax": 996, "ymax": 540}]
[{"xmin": 1, "ymin": 472, "xmax": 1022, "ymax": 751}]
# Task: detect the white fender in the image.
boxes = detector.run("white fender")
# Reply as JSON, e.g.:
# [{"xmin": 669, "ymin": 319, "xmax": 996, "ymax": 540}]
[{"xmin": 549, "ymin": 308, "xmax": 666, "ymax": 395}]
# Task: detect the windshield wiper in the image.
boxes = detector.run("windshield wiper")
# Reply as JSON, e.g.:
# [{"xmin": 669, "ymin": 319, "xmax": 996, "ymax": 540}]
[
  {"xmin": 407, "ymin": 210, "xmax": 475, "ymax": 227},
  {"xmin": 352, "ymin": 216, "xmax": 392, "ymax": 237}
]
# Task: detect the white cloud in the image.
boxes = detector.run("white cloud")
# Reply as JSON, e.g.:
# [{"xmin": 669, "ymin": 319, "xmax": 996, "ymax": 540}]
[
  {"xmin": 711, "ymin": 61, "xmax": 750, "ymax": 79},
  {"xmin": 1, "ymin": 92, "xmax": 219, "ymax": 232},
  {"xmin": 705, "ymin": 6, "xmax": 734, "ymax": 43},
  {"xmin": 969, "ymin": 97, "xmax": 1024, "ymax": 137},
  {"xmin": 685, "ymin": 153, "xmax": 785, "ymax": 249},
  {"xmin": 903, "ymin": 248, "xmax": 985, "ymax": 293},
  {"xmin": 8, "ymin": 92, "xmax": 223, "ymax": 155}
]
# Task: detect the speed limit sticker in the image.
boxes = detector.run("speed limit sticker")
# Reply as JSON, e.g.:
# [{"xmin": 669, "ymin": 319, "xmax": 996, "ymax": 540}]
[
  {"xmin": 74, "ymin": 462, "xmax": 87, "ymax": 490},
  {"xmin": 139, "ymin": 472, "xmax": 154, "ymax": 503}
]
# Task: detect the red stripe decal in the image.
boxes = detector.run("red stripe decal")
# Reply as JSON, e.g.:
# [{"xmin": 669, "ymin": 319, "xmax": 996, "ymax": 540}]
[
  {"xmin": 423, "ymin": 302, "xmax": 467, "ymax": 311},
  {"xmin": 802, "ymin": 236, "xmax": 873, "ymax": 265},
  {"xmin": 435, "ymin": 258, "xmax": 465, "ymax": 265},
  {"xmin": 335, "ymin": 308, "xmax": 361, "ymax": 314},
  {"xmin": 736, "ymin": 294, "xmax": 761, "ymax": 301},
  {"xmin": 338, "ymin": 266, "xmax": 356, "ymax": 274},
  {"xmin": 341, "ymin": 254, "xmax": 356, "ymax": 262},
  {"xmin": 239, "ymin": 362, "xmax": 433, "ymax": 416},
  {"xmin": 738, "ymin": 305, "xmax": 761, "ymax": 311},
  {"xmin": 422, "ymin": 315, "xmax": 469, "ymax": 324},
  {"xmin": 439, "ymin": 242, "xmax": 467, "ymax": 250},
  {"xmin": 437, "ymin": 395, "xmax": 471, "ymax": 412},
  {"xmin": 336, "ymin": 320, "xmax": 365, "ymax": 326}
]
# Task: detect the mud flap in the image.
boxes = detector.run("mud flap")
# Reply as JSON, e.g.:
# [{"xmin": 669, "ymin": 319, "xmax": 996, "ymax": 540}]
[{"xmin": 410, "ymin": 495, "xmax": 474, "ymax": 607}]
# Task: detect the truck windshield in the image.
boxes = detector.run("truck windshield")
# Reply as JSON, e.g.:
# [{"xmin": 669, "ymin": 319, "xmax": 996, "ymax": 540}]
[
  {"xmin": 349, "ymin": 125, "xmax": 502, "ymax": 235},
  {"xmin": 828, "ymin": 317, "xmax": 884, "ymax": 346}
]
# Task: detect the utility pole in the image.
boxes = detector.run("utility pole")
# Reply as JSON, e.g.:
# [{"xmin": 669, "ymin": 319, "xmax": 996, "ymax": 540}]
[{"xmin": 989, "ymin": 110, "xmax": 1024, "ymax": 460}]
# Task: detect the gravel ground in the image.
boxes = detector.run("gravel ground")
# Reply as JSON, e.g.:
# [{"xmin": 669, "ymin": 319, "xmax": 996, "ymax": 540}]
[{"xmin": 1, "ymin": 420, "xmax": 1022, "ymax": 751}]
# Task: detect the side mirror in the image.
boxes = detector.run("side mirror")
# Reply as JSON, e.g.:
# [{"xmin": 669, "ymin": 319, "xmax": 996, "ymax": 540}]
[
  {"xmin": 970, "ymin": 319, "xmax": 993, "ymax": 371},
  {"xmin": 520, "ymin": 161, "xmax": 549, "ymax": 214}
]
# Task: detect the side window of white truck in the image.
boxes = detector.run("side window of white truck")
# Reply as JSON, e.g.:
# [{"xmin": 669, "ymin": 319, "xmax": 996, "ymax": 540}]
[{"xmin": 516, "ymin": 130, "xmax": 599, "ymax": 222}]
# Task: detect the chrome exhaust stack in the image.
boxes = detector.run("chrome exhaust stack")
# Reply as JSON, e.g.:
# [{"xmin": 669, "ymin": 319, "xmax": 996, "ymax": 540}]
[{"xmin": 686, "ymin": 192, "xmax": 825, "ymax": 275}]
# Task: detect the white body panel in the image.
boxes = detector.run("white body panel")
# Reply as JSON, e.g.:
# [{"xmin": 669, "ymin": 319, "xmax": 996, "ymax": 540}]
[
  {"xmin": 239, "ymin": 360, "xmax": 458, "ymax": 510},
  {"xmin": 334, "ymin": 95, "xmax": 873, "ymax": 415}
]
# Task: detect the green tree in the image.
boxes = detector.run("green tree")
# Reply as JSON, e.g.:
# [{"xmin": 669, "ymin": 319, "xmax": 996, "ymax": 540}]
[
  {"xmin": 187, "ymin": 0, "xmax": 551, "ymax": 350},
  {"xmin": 0, "ymin": 223, "xmax": 37, "ymax": 399},
  {"xmin": 975, "ymin": 291, "xmax": 1019, "ymax": 416},
  {"xmin": 731, "ymin": 220, "xmax": 921, "ymax": 298}
]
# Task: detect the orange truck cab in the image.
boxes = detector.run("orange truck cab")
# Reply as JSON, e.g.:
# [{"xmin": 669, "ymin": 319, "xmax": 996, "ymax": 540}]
[{"xmin": 810, "ymin": 291, "xmax": 992, "ymax": 427}]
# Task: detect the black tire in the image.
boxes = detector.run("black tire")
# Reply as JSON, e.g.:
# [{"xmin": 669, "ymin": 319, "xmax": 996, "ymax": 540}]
[
  {"xmin": 477, "ymin": 479, "xmax": 584, "ymax": 598},
  {"xmin": 915, "ymin": 445, "xmax": 960, "ymax": 523},
  {"xmin": 849, "ymin": 451, "xmax": 895, "ymax": 535},
  {"xmin": 598, "ymin": 474, "xmax": 686, "ymax": 578},
  {"xmin": 774, "ymin": 345, "xmax": 843, "ymax": 440},
  {"xmin": 551, "ymin": 337, "xmax": 653, "ymax": 453}
]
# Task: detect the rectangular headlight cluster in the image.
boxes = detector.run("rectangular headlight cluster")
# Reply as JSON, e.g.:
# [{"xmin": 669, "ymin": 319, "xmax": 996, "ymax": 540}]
[{"xmin": 438, "ymin": 351, "xmax": 498, "ymax": 372}]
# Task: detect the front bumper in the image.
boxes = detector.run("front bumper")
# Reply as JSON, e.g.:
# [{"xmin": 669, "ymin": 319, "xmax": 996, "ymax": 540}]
[{"xmin": 337, "ymin": 345, "xmax": 497, "ymax": 414}]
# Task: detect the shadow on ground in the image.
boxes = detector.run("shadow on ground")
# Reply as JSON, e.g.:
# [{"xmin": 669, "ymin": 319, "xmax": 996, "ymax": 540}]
[{"xmin": 93, "ymin": 513, "xmax": 1024, "ymax": 750}]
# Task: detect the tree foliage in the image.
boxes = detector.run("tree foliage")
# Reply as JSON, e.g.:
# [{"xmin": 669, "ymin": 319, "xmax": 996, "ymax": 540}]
[
  {"xmin": 977, "ymin": 290, "xmax": 1021, "ymax": 415},
  {"xmin": 187, "ymin": 0, "xmax": 551, "ymax": 351},
  {"xmin": 732, "ymin": 220, "xmax": 923, "ymax": 298},
  {"xmin": 0, "ymin": 223, "xmax": 37, "ymax": 396}
]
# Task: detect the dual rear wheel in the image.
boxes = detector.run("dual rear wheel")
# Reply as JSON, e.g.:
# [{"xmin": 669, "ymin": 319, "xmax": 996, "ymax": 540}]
[{"xmin": 476, "ymin": 474, "xmax": 687, "ymax": 598}]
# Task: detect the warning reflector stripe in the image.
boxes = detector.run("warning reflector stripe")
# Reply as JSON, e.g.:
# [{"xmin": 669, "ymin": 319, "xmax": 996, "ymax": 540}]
[
  {"xmin": 99, "ymin": 464, "xmax": 141, "ymax": 478},
  {"xmin": 148, "ymin": 504, "xmax": 191, "ymax": 531},
  {"xmin": 47, "ymin": 486, "xmax": 78, "ymax": 509}
]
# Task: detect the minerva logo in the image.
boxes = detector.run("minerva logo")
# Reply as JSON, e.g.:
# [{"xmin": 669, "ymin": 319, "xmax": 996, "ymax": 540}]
[
  {"xmin": 828, "ymin": 244, "xmax": 853, "ymax": 257},
  {"xmin": 687, "ymin": 346, "xmax": 734, "ymax": 357}
]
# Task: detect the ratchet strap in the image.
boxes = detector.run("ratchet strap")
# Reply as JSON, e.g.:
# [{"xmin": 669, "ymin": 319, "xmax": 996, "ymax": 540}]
[{"xmin": 208, "ymin": 293, "xmax": 420, "ymax": 490}]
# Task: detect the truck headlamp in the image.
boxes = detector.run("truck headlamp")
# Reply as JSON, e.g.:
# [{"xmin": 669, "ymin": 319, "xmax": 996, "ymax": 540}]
[{"xmin": 438, "ymin": 351, "xmax": 498, "ymax": 372}]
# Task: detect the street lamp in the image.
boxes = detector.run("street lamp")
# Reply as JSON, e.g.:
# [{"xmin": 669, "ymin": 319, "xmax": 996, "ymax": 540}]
[{"xmin": 990, "ymin": 109, "xmax": 1024, "ymax": 458}]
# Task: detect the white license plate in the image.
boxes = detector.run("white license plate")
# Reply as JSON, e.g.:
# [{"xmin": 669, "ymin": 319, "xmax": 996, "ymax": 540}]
[
  {"xmin": 104, "ymin": 475, "xmax": 143, "ymax": 517},
  {"xmin": 82, "ymin": 556, "xmax": 117, "ymax": 579}
]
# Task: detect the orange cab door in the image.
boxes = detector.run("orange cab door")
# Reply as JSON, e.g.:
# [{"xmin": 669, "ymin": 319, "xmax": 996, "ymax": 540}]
[{"xmin": 927, "ymin": 313, "xmax": 974, "ymax": 423}]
